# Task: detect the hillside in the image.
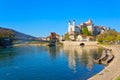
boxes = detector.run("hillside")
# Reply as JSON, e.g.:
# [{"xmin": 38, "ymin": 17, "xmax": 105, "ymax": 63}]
[{"xmin": 0, "ymin": 27, "xmax": 36, "ymax": 40}]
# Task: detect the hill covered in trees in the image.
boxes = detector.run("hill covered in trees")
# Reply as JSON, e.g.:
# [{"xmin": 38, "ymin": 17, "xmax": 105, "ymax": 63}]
[
  {"xmin": 0, "ymin": 27, "xmax": 37, "ymax": 48},
  {"xmin": 0, "ymin": 27, "xmax": 36, "ymax": 40}
]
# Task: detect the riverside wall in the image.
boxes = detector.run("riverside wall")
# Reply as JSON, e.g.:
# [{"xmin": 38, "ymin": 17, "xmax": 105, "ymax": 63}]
[
  {"xmin": 62, "ymin": 41, "xmax": 98, "ymax": 46},
  {"xmin": 88, "ymin": 45, "xmax": 120, "ymax": 80}
]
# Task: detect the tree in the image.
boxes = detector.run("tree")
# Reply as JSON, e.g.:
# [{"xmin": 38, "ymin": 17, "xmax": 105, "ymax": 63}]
[
  {"xmin": 64, "ymin": 33, "xmax": 70, "ymax": 40},
  {"xmin": 116, "ymin": 34, "xmax": 120, "ymax": 41},
  {"xmin": 82, "ymin": 27, "xmax": 90, "ymax": 36},
  {"xmin": 96, "ymin": 29, "xmax": 119, "ymax": 44},
  {"xmin": 0, "ymin": 29, "xmax": 14, "ymax": 38},
  {"xmin": 0, "ymin": 29, "xmax": 14, "ymax": 48}
]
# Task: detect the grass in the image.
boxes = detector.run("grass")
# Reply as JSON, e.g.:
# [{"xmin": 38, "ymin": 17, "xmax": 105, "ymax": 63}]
[
  {"xmin": 27, "ymin": 41, "xmax": 49, "ymax": 44},
  {"xmin": 116, "ymin": 76, "xmax": 120, "ymax": 80},
  {"xmin": 98, "ymin": 42, "xmax": 111, "ymax": 45}
]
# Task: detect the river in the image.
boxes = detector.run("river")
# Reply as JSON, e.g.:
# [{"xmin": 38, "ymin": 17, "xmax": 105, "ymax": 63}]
[{"xmin": 0, "ymin": 46, "xmax": 105, "ymax": 80}]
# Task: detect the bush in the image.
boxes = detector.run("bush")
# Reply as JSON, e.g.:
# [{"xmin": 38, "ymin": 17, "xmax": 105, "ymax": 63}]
[{"xmin": 116, "ymin": 76, "xmax": 120, "ymax": 80}]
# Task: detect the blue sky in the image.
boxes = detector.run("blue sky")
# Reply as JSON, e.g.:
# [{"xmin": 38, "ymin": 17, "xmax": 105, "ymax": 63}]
[{"xmin": 0, "ymin": 0, "xmax": 120, "ymax": 37}]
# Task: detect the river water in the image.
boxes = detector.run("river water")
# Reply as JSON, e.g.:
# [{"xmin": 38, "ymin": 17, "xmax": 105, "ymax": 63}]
[{"xmin": 0, "ymin": 46, "xmax": 104, "ymax": 80}]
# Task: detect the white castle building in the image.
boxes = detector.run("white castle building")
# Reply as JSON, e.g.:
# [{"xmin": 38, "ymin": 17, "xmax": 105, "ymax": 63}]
[
  {"xmin": 68, "ymin": 20, "xmax": 81, "ymax": 35},
  {"xmin": 84, "ymin": 19, "xmax": 94, "ymax": 33},
  {"xmin": 68, "ymin": 20, "xmax": 94, "ymax": 40},
  {"xmin": 68, "ymin": 20, "xmax": 94, "ymax": 35},
  {"xmin": 67, "ymin": 19, "xmax": 107, "ymax": 40}
]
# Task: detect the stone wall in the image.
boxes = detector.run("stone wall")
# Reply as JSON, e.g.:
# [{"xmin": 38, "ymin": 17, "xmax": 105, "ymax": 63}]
[{"xmin": 63, "ymin": 41, "xmax": 98, "ymax": 46}]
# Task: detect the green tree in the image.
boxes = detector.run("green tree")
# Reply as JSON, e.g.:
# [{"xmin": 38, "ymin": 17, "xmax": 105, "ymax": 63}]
[
  {"xmin": 82, "ymin": 27, "xmax": 90, "ymax": 36},
  {"xmin": 96, "ymin": 29, "xmax": 119, "ymax": 44},
  {"xmin": 116, "ymin": 35, "xmax": 120, "ymax": 41},
  {"xmin": 64, "ymin": 33, "xmax": 70, "ymax": 40}
]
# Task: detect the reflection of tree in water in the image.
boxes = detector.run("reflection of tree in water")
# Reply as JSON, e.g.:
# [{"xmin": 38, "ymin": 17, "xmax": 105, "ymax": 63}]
[
  {"xmin": 92, "ymin": 48, "xmax": 103, "ymax": 59},
  {"xmin": 0, "ymin": 48, "xmax": 15, "ymax": 67},
  {"xmin": 0, "ymin": 52, "xmax": 13, "ymax": 60},
  {"xmin": 47, "ymin": 46, "xmax": 61, "ymax": 59},
  {"xmin": 0, "ymin": 48, "xmax": 15, "ymax": 59}
]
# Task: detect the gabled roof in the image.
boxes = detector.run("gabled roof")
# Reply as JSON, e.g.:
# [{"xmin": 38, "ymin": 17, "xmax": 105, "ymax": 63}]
[{"xmin": 85, "ymin": 20, "xmax": 93, "ymax": 26}]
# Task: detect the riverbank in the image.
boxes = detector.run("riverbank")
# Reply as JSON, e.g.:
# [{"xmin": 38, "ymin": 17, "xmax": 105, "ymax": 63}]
[
  {"xmin": 63, "ymin": 41, "xmax": 98, "ymax": 46},
  {"xmin": 13, "ymin": 42, "xmax": 63, "ymax": 47},
  {"xmin": 13, "ymin": 43, "xmax": 48, "ymax": 47},
  {"xmin": 88, "ymin": 45, "xmax": 120, "ymax": 80}
]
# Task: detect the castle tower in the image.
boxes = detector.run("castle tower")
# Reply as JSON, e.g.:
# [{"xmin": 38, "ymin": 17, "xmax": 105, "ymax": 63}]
[
  {"xmin": 72, "ymin": 20, "xmax": 76, "ymax": 28},
  {"xmin": 68, "ymin": 20, "xmax": 71, "ymax": 28},
  {"xmin": 87, "ymin": 19, "xmax": 92, "ymax": 24},
  {"xmin": 86, "ymin": 19, "xmax": 94, "ymax": 35},
  {"xmin": 68, "ymin": 20, "xmax": 72, "ymax": 34}
]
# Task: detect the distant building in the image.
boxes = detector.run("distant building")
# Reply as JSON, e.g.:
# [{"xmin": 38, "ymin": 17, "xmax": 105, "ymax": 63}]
[
  {"xmin": 46, "ymin": 32, "xmax": 60, "ymax": 42},
  {"xmin": 94, "ymin": 26, "xmax": 107, "ymax": 35},
  {"xmin": 46, "ymin": 36, "xmax": 50, "ymax": 41},
  {"xmin": 94, "ymin": 26, "xmax": 101, "ymax": 35},
  {"xmin": 77, "ymin": 34, "xmax": 88, "ymax": 41},
  {"xmin": 59, "ymin": 36, "xmax": 65, "ymax": 41},
  {"xmin": 76, "ymin": 34, "xmax": 94, "ymax": 42},
  {"xmin": 100, "ymin": 26, "xmax": 107, "ymax": 34}
]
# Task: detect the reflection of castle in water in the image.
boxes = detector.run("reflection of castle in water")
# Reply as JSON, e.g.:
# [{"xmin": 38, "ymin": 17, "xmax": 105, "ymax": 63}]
[{"xmin": 63, "ymin": 46, "xmax": 102, "ymax": 72}]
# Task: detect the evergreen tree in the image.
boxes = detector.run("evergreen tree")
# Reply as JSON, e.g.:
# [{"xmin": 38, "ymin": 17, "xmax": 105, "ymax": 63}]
[{"xmin": 82, "ymin": 27, "xmax": 90, "ymax": 36}]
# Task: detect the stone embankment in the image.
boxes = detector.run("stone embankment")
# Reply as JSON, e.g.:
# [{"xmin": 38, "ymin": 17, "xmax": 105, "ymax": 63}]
[
  {"xmin": 13, "ymin": 43, "xmax": 48, "ymax": 47},
  {"xmin": 88, "ymin": 45, "xmax": 120, "ymax": 80},
  {"xmin": 63, "ymin": 41, "xmax": 98, "ymax": 46}
]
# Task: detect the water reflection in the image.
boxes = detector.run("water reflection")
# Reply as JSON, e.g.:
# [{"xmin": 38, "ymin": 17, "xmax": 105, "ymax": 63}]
[
  {"xmin": 46, "ymin": 46, "xmax": 61, "ymax": 59},
  {"xmin": 63, "ymin": 46, "xmax": 103, "ymax": 72},
  {"xmin": 0, "ymin": 46, "xmax": 104, "ymax": 80},
  {"xmin": 0, "ymin": 46, "xmax": 103, "ymax": 70},
  {"xmin": 0, "ymin": 46, "xmax": 48, "ymax": 67},
  {"xmin": 0, "ymin": 48, "xmax": 16, "ymax": 67},
  {"xmin": 0, "ymin": 46, "xmax": 102, "ymax": 64},
  {"xmin": 0, "ymin": 46, "xmax": 62, "ymax": 67}
]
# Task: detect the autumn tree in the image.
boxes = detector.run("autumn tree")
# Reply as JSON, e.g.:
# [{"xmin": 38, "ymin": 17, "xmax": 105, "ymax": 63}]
[
  {"xmin": 0, "ymin": 29, "xmax": 14, "ymax": 38},
  {"xmin": 96, "ymin": 29, "xmax": 119, "ymax": 44}
]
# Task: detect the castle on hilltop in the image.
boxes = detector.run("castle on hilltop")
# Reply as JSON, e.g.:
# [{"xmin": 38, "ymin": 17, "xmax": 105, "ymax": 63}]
[
  {"xmin": 67, "ymin": 19, "xmax": 107, "ymax": 40},
  {"xmin": 68, "ymin": 19, "xmax": 94, "ymax": 35}
]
